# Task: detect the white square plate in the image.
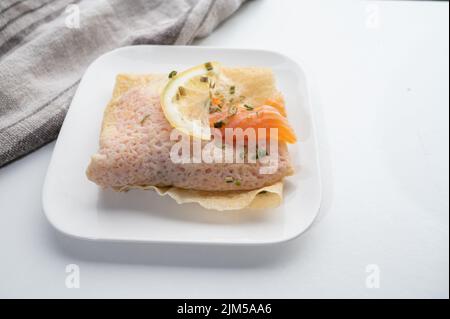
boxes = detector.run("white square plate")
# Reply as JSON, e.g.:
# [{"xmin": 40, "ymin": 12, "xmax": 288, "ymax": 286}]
[{"xmin": 42, "ymin": 45, "xmax": 321, "ymax": 245}]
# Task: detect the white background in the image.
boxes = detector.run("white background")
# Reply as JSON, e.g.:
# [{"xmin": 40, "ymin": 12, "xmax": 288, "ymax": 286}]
[{"xmin": 0, "ymin": 0, "xmax": 448, "ymax": 298}]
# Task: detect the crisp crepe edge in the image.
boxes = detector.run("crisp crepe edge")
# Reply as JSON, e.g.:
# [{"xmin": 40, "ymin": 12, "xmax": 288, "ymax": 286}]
[{"xmin": 113, "ymin": 181, "xmax": 284, "ymax": 211}]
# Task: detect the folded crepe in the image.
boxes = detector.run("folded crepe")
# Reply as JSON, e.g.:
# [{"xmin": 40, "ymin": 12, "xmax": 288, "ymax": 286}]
[{"xmin": 86, "ymin": 68, "xmax": 295, "ymax": 211}]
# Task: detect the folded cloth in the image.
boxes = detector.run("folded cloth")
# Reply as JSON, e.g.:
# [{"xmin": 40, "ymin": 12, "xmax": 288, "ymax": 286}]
[{"xmin": 0, "ymin": 0, "xmax": 246, "ymax": 167}]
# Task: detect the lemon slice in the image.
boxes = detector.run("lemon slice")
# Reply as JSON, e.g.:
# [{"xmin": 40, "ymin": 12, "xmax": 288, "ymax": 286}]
[{"xmin": 161, "ymin": 62, "xmax": 221, "ymax": 140}]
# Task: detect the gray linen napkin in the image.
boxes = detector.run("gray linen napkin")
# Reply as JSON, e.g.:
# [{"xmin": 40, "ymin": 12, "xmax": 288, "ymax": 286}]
[{"xmin": 0, "ymin": 0, "xmax": 246, "ymax": 167}]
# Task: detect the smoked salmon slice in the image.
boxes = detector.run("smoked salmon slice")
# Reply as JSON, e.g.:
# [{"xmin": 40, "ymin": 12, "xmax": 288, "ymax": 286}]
[{"xmin": 209, "ymin": 99, "xmax": 297, "ymax": 144}]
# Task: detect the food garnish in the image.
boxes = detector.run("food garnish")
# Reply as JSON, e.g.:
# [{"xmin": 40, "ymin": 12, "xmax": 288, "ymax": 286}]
[
  {"xmin": 168, "ymin": 70, "xmax": 177, "ymax": 79},
  {"xmin": 178, "ymin": 86, "xmax": 186, "ymax": 96},
  {"xmin": 161, "ymin": 62, "xmax": 297, "ymax": 143},
  {"xmin": 205, "ymin": 62, "xmax": 214, "ymax": 71},
  {"xmin": 214, "ymin": 120, "xmax": 225, "ymax": 128},
  {"xmin": 140, "ymin": 114, "xmax": 150, "ymax": 125},
  {"xmin": 228, "ymin": 105, "xmax": 238, "ymax": 116},
  {"xmin": 224, "ymin": 176, "xmax": 241, "ymax": 186},
  {"xmin": 244, "ymin": 104, "xmax": 254, "ymax": 111}
]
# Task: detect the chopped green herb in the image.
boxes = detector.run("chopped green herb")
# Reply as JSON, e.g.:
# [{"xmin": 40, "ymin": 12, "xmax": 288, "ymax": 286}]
[
  {"xmin": 228, "ymin": 105, "xmax": 238, "ymax": 116},
  {"xmin": 229, "ymin": 85, "xmax": 235, "ymax": 95},
  {"xmin": 168, "ymin": 70, "xmax": 177, "ymax": 78},
  {"xmin": 244, "ymin": 104, "xmax": 254, "ymax": 111},
  {"xmin": 205, "ymin": 62, "xmax": 213, "ymax": 71},
  {"xmin": 251, "ymin": 147, "xmax": 268, "ymax": 160},
  {"xmin": 140, "ymin": 114, "xmax": 150, "ymax": 125},
  {"xmin": 209, "ymin": 106, "xmax": 221, "ymax": 114},
  {"xmin": 224, "ymin": 176, "xmax": 234, "ymax": 183},
  {"xmin": 214, "ymin": 120, "xmax": 225, "ymax": 128},
  {"xmin": 224, "ymin": 176, "xmax": 241, "ymax": 185},
  {"xmin": 200, "ymin": 76, "xmax": 208, "ymax": 83},
  {"xmin": 178, "ymin": 86, "xmax": 186, "ymax": 96},
  {"xmin": 209, "ymin": 80, "xmax": 216, "ymax": 89},
  {"xmin": 257, "ymin": 148, "xmax": 267, "ymax": 159}
]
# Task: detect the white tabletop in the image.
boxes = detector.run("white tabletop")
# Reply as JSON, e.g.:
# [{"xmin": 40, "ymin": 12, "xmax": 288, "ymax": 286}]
[{"xmin": 0, "ymin": 0, "xmax": 448, "ymax": 298}]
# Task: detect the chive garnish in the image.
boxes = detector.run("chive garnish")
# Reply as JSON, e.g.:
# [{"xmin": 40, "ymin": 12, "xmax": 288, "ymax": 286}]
[
  {"xmin": 244, "ymin": 104, "xmax": 254, "ymax": 111},
  {"xmin": 178, "ymin": 86, "xmax": 186, "ymax": 96},
  {"xmin": 205, "ymin": 62, "xmax": 213, "ymax": 71},
  {"xmin": 200, "ymin": 76, "xmax": 208, "ymax": 83},
  {"xmin": 209, "ymin": 106, "xmax": 221, "ymax": 114},
  {"xmin": 228, "ymin": 105, "xmax": 238, "ymax": 116},
  {"xmin": 229, "ymin": 85, "xmax": 235, "ymax": 95},
  {"xmin": 224, "ymin": 176, "xmax": 241, "ymax": 185},
  {"xmin": 168, "ymin": 70, "xmax": 177, "ymax": 79},
  {"xmin": 209, "ymin": 80, "xmax": 216, "ymax": 89},
  {"xmin": 257, "ymin": 148, "xmax": 267, "ymax": 159},
  {"xmin": 214, "ymin": 120, "xmax": 225, "ymax": 128},
  {"xmin": 224, "ymin": 176, "xmax": 234, "ymax": 183},
  {"xmin": 254, "ymin": 147, "xmax": 267, "ymax": 160},
  {"xmin": 140, "ymin": 114, "xmax": 150, "ymax": 125}
]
